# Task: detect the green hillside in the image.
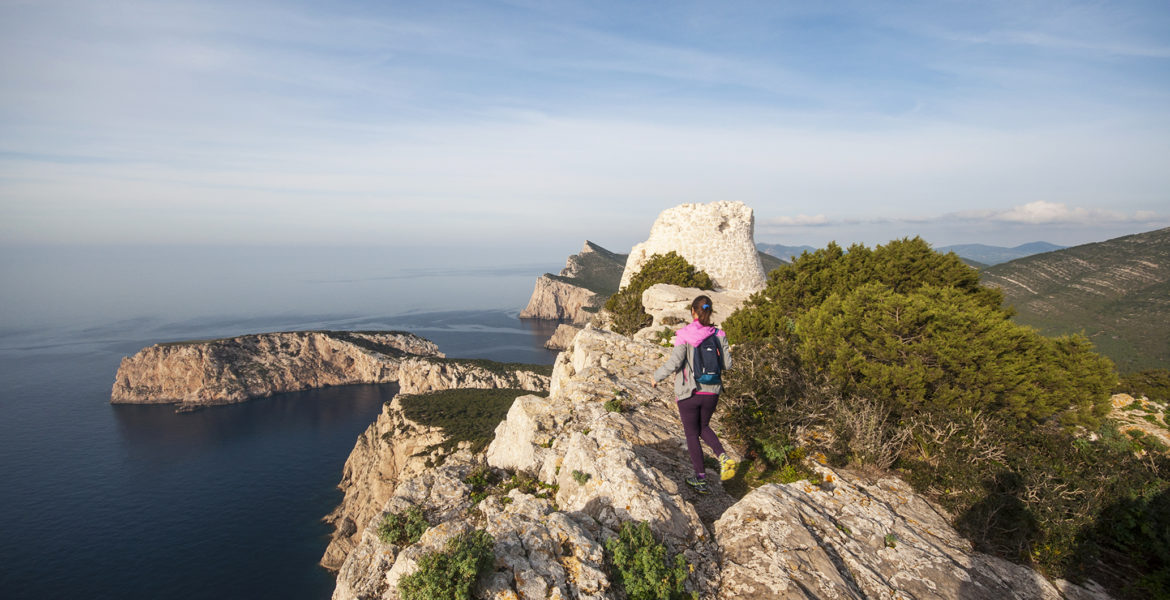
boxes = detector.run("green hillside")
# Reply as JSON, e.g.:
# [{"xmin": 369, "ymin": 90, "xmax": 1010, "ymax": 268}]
[{"xmin": 981, "ymin": 227, "xmax": 1170, "ymax": 372}]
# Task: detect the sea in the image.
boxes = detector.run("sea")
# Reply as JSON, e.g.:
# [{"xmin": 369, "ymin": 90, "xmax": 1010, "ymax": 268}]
[{"xmin": 0, "ymin": 245, "xmax": 565, "ymax": 600}]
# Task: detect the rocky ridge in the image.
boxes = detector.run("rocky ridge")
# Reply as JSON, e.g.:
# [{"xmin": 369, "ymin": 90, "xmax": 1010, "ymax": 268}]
[
  {"xmin": 111, "ymin": 331, "xmax": 549, "ymax": 410},
  {"xmin": 330, "ymin": 327, "xmax": 1107, "ymax": 599}
]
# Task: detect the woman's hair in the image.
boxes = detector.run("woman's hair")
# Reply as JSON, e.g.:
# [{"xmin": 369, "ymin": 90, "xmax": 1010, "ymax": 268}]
[{"xmin": 691, "ymin": 295, "xmax": 714, "ymax": 326}]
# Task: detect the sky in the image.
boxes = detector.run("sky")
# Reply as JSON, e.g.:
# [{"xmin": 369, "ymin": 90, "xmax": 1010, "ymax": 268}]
[{"xmin": 1, "ymin": 0, "xmax": 1168, "ymax": 255}]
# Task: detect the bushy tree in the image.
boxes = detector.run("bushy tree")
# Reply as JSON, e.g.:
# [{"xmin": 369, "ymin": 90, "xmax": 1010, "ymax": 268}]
[
  {"xmin": 604, "ymin": 252, "xmax": 713, "ymax": 336},
  {"xmin": 716, "ymin": 236, "xmax": 1159, "ymax": 598},
  {"xmin": 724, "ymin": 237, "xmax": 1002, "ymax": 342},
  {"xmin": 794, "ymin": 283, "xmax": 1115, "ymax": 426}
]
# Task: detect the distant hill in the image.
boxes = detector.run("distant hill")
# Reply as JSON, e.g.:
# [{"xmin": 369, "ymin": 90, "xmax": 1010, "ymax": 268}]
[
  {"xmin": 757, "ymin": 243, "xmax": 816, "ymax": 262},
  {"xmin": 938, "ymin": 241, "xmax": 1065, "ymax": 265},
  {"xmin": 757, "ymin": 251, "xmax": 785, "ymax": 274},
  {"xmin": 981, "ymin": 227, "xmax": 1170, "ymax": 372}
]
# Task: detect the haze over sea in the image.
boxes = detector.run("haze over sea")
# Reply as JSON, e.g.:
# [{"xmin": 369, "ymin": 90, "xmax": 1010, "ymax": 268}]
[{"xmin": 0, "ymin": 244, "xmax": 562, "ymax": 600}]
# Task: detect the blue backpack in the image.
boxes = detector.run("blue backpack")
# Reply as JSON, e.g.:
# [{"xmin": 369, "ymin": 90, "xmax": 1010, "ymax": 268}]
[{"xmin": 693, "ymin": 333, "xmax": 724, "ymax": 385}]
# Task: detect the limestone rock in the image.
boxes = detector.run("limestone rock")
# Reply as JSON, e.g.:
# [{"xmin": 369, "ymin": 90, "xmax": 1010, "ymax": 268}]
[
  {"xmin": 518, "ymin": 275, "xmax": 599, "ymax": 323},
  {"xmin": 111, "ymin": 331, "xmax": 547, "ymax": 409},
  {"xmin": 321, "ymin": 395, "xmax": 454, "ymax": 571},
  {"xmin": 1108, "ymin": 393, "xmax": 1170, "ymax": 451},
  {"xmin": 634, "ymin": 283, "xmax": 753, "ymax": 342},
  {"xmin": 544, "ymin": 324, "xmax": 582, "ymax": 350},
  {"xmin": 715, "ymin": 469, "xmax": 1081, "ymax": 600},
  {"xmin": 111, "ymin": 331, "xmax": 439, "ymax": 406},
  {"xmin": 620, "ymin": 201, "xmax": 767, "ymax": 292}
]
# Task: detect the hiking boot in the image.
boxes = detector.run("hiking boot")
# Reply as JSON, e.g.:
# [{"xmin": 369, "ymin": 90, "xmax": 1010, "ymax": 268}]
[
  {"xmin": 685, "ymin": 475, "xmax": 710, "ymax": 494},
  {"xmin": 719, "ymin": 453, "xmax": 737, "ymax": 481}
]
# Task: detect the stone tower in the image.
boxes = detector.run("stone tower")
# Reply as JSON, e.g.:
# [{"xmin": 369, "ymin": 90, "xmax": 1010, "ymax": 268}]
[{"xmin": 619, "ymin": 201, "xmax": 767, "ymax": 292}]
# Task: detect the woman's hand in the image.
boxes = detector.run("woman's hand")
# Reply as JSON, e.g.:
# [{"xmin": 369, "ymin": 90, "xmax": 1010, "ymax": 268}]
[{"xmin": 650, "ymin": 378, "xmax": 658, "ymax": 388}]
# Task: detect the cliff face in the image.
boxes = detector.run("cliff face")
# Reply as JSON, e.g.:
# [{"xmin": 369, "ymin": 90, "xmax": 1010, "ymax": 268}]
[
  {"xmin": 111, "ymin": 331, "xmax": 549, "ymax": 409},
  {"xmin": 330, "ymin": 327, "xmax": 1107, "ymax": 599},
  {"xmin": 518, "ymin": 275, "xmax": 600, "ymax": 323},
  {"xmin": 321, "ymin": 395, "xmax": 452, "ymax": 571},
  {"xmin": 519, "ymin": 241, "xmax": 627, "ymax": 323}
]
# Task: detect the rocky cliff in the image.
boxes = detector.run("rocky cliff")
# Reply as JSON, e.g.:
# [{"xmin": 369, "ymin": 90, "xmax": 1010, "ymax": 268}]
[
  {"xmin": 519, "ymin": 275, "xmax": 602, "ymax": 323},
  {"xmin": 111, "ymin": 331, "xmax": 549, "ymax": 410},
  {"xmin": 322, "ymin": 394, "xmax": 453, "ymax": 571},
  {"xmin": 330, "ymin": 327, "xmax": 1108, "ymax": 599},
  {"xmin": 620, "ymin": 201, "xmax": 767, "ymax": 292},
  {"xmin": 520, "ymin": 241, "xmax": 627, "ymax": 323}
]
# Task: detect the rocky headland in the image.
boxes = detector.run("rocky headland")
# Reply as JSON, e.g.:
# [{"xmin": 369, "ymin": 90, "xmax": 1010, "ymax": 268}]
[
  {"xmin": 111, "ymin": 330, "xmax": 550, "ymax": 410},
  {"xmin": 328, "ymin": 326, "xmax": 1108, "ymax": 599},
  {"xmin": 519, "ymin": 241, "xmax": 627, "ymax": 324}
]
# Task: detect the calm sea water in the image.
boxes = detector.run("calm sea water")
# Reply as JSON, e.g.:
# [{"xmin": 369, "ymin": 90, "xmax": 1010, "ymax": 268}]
[{"xmin": 0, "ymin": 245, "xmax": 563, "ymax": 599}]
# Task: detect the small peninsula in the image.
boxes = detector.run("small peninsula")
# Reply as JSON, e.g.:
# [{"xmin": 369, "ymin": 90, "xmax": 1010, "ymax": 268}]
[{"xmin": 111, "ymin": 330, "xmax": 550, "ymax": 410}]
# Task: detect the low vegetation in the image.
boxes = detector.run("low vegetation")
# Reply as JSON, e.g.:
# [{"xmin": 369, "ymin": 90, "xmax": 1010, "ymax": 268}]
[
  {"xmin": 718, "ymin": 237, "xmax": 1168, "ymax": 598},
  {"xmin": 462, "ymin": 465, "xmax": 558, "ymax": 505},
  {"xmin": 377, "ymin": 506, "xmax": 429, "ymax": 546},
  {"xmin": 397, "ymin": 389, "xmax": 538, "ymax": 453},
  {"xmin": 604, "ymin": 251, "xmax": 713, "ymax": 336},
  {"xmin": 605, "ymin": 521, "xmax": 692, "ymax": 600},
  {"xmin": 397, "ymin": 529, "xmax": 495, "ymax": 600},
  {"xmin": 1118, "ymin": 369, "xmax": 1170, "ymax": 403}
]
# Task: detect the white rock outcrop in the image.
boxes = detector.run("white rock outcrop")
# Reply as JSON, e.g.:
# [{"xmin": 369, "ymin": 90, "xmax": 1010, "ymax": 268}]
[
  {"xmin": 634, "ymin": 283, "xmax": 753, "ymax": 341},
  {"xmin": 544, "ymin": 323, "xmax": 583, "ymax": 350},
  {"xmin": 620, "ymin": 201, "xmax": 767, "ymax": 292}
]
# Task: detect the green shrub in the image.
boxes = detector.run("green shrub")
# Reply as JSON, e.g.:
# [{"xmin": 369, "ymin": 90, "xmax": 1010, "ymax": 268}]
[
  {"xmin": 464, "ymin": 465, "xmax": 501, "ymax": 504},
  {"xmin": 398, "ymin": 529, "xmax": 495, "ymax": 600},
  {"xmin": 724, "ymin": 237, "xmax": 1002, "ymax": 342},
  {"xmin": 604, "ymin": 252, "xmax": 713, "ymax": 336},
  {"xmin": 571, "ymin": 469, "xmax": 591, "ymax": 485},
  {"xmin": 377, "ymin": 506, "xmax": 430, "ymax": 546},
  {"xmin": 604, "ymin": 397, "xmax": 623, "ymax": 413},
  {"xmin": 795, "ymin": 283, "xmax": 1115, "ymax": 427},
  {"xmin": 604, "ymin": 521, "xmax": 690, "ymax": 600}
]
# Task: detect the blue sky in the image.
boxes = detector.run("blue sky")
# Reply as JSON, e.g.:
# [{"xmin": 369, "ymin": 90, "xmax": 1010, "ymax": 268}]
[{"xmin": 1, "ymin": 0, "xmax": 1168, "ymax": 254}]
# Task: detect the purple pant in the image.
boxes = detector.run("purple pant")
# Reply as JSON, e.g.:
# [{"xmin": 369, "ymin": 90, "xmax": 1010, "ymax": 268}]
[{"xmin": 677, "ymin": 392, "xmax": 726, "ymax": 477}]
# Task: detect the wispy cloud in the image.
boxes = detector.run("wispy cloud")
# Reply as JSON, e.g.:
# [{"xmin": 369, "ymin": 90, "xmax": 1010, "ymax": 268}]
[
  {"xmin": 763, "ymin": 215, "xmax": 830, "ymax": 227},
  {"xmin": 764, "ymin": 201, "xmax": 1163, "ymax": 227},
  {"xmin": 1, "ymin": 1, "xmax": 1168, "ymax": 249},
  {"xmin": 957, "ymin": 201, "xmax": 1161, "ymax": 225}
]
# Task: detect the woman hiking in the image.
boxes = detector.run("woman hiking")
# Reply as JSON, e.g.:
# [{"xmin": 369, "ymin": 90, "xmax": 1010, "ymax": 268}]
[{"xmin": 651, "ymin": 295, "xmax": 736, "ymax": 494}]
